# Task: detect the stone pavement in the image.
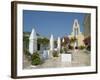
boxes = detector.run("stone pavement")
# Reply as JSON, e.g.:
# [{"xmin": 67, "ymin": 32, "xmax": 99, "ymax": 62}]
[{"xmin": 23, "ymin": 50, "xmax": 90, "ymax": 69}]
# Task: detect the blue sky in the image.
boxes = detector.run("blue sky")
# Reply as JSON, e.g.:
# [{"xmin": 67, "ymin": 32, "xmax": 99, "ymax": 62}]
[{"xmin": 23, "ymin": 10, "xmax": 87, "ymax": 38}]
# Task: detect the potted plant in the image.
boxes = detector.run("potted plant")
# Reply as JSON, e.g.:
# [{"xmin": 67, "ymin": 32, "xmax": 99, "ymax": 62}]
[
  {"xmin": 52, "ymin": 50, "xmax": 59, "ymax": 57},
  {"xmin": 31, "ymin": 51, "xmax": 42, "ymax": 65}
]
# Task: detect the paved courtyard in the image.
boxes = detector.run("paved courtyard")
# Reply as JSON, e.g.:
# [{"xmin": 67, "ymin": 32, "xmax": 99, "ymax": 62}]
[{"xmin": 23, "ymin": 50, "xmax": 90, "ymax": 69}]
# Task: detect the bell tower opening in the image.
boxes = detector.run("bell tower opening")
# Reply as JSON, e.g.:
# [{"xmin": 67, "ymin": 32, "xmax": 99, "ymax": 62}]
[
  {"xmin": 72, "ymin": 19, "xmax": 80, "ymax": 48},
  {"xmin": 73, "ymin": 19, "xmax": 80, "ymax": 37}
]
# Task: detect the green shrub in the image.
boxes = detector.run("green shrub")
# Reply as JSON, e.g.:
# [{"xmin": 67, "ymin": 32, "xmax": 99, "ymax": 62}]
[
  {"xmin": 60, "ymin": 49, "xmax": 63, "ymax": 53},
  {"xmin": 63, "ymin": 47, "xmax": 68, "ymax": 53},
  {"xmin": 79, "ymin": 45, "xmax": 85, "ymax": 50},
  {"xmin": 60, "ymin": 47, "xmax": 67, "ymax": 54},
  {"xmin": 31, "ymin": 52, "xmax": 42, "ymax": 65},
  {"xmin": 52, "ymin": 51, "xmax": 59, "ymax": 57},
  {"xmin": 87, "ymin": 45, "xmax": 91, "ymax": 51},
  {"xmin": 68, "ymin": 45, "xmax": 74, "ymax": 50}
]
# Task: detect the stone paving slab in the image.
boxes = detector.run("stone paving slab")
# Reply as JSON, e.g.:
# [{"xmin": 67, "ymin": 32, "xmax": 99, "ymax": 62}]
[{"xmin": 23, "ymin": 50, "xmax": 90, "ymax": 69}]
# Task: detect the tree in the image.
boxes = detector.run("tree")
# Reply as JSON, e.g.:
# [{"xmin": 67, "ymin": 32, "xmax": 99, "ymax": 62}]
[
  {"xmin": 23, "ymin": 32, "xmax": 30, "ymax": 50},
  {"xmin": 23, "ymin": 36, "xmax": 29, "ymax": 49},
  {"xmin": 61, "ymin": 36, "xmax": 70, "ymax": 46},
  {"xmin": 54, "ymin": 40, "xmax": 57, "ymax": 48},
  {"xmin": 83, "ymin": 36, "xmax": 91, "ymax": 46},
  {"xmin": 69, "ymin": 37, "xmax": 77, "ymax": 49},
  {"xmin": 83, "ymin": 36, "xmax": 91, "ymax": 51},
  {"xmin": 70, "ymin": 37, "xmax": 77, "ymax": 44},
  {"xmin": 61, "ymin": 36, "xmax": 70, "ymax": 52},
  {"xmin": 37, "ymin": 37, "xmax": 49, "ymax": 50},
  {"xmin": 23, "ymin": 36, "xmax": 29, "ymax": 56},
  {"xmin": 42, "ymin": 38, "xmax": 49, "ymax": 46}
]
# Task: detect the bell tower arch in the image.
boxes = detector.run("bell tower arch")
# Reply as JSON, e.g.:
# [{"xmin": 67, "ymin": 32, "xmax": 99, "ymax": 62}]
[{"xmin": 73, "ymin": 19, "xmax": 80, "ymax": 37}]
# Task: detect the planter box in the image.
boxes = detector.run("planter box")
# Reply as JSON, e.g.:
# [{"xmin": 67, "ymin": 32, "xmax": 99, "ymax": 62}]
[{"xmin": 61, "ymin": 53, "xmax": 72, "ymax": 62}]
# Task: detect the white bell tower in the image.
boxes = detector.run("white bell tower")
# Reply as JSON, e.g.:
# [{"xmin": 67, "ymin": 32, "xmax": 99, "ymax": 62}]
[
  {"xmin": 73, "ymin": 19, "xmax": 80, "ymax": 37},
  {"xmin": 72, "ymin": 19, "xmax": 80, "ymax": 48}
]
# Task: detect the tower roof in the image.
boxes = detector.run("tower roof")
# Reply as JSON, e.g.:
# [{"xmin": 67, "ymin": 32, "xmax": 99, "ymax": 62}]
[{"xmin": 73, "ymin": 19, "xmax": 79, "ymax": 28}]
